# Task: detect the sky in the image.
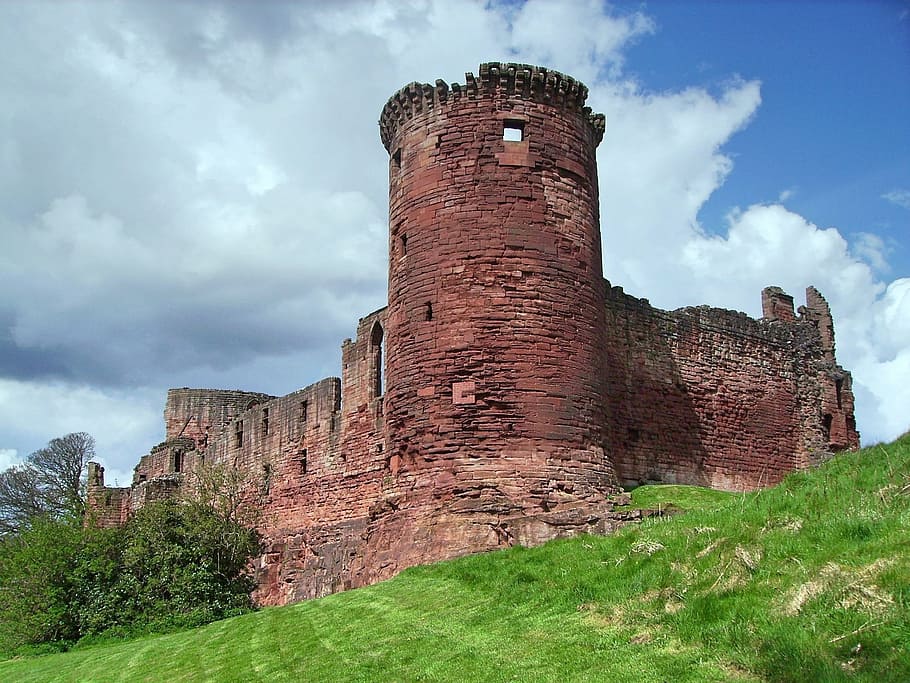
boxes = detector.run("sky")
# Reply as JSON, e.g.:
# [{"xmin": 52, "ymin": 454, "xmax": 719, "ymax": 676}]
[{"xmin": 1, "ymin": 0, "xmax": 908, "ymax": 485}]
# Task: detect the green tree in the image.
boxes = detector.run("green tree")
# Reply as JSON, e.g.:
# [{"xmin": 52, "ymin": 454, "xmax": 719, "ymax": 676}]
[
  {"xmin": 0, "ymin": 517, "xmax": 90, "ymax": 653},
  {"xmin": 0, "ymin": 432, "xmax": 94, "ymax": 534}
]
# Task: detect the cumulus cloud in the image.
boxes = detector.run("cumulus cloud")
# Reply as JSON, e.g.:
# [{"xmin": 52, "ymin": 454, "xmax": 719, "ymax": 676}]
[
  {"xmin": 882, "ymin": 189, "xmax": 910, "ymax": 209},
  {"xmin": 0, "ymin": 0, "xmax": 906, "ymax": 478},
  {"xmin": 851, "ymin": 232, "xmax": 891, "ymax": 272}
]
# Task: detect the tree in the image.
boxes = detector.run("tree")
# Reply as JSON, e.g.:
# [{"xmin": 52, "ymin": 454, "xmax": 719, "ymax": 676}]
[{"xmin": 0, "ymin": 432, "xmax": 94, "ymax": 535}]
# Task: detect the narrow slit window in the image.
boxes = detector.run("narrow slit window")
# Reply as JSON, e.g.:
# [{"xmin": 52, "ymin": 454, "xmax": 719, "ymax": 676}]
[
  {"xmin": 392, "ymin": 149, "xmax": 401, "ymax": 170},
  {"xmin": 503, "ymin": 120, "xmax": 524, "ymax": 142},
  {"xmin": 300, "ymin": 449, "xmax": 308, "ymax": 474},
  {"xmin": 300, "ymin": 400, "xmax": 308, "ymax": 426},
  {"xmin": 173, "ymin": 450, "xmax": 183, "ymax": 473},
  {"xmin": 835, "ymin": 379, "xmax": 843, "ymax": 408},
  {"xmin": 371, "ymin": 322, "xmax": 384, "ymax": 398},
  {"xmin": 235, "ymin": 421, "xmax": 243, "ymax": 448},
  {"xmin": 262, "ymin": 406, "xmax": 270, "ymax": 435},
  {"xmin": 425, "ymin": 301, "xmax": 433, "ymax": 321},
  {"xmin": 400, "ymin": 233, "xmax": 407, "ymax": 256}
]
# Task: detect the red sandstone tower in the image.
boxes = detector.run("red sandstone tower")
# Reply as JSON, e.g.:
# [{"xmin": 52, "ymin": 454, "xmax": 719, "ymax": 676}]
[{"xmin": 372, "ymin": 62, "xmax": 619, "ymax": 561}]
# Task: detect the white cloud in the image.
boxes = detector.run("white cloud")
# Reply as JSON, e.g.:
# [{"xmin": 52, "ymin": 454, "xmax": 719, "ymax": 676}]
[
  {"xmin": 852, "ymin": 232, "xmax": 890, "ymax": 272},
  {"xmin": 882, "ymin": 189, "xmax": 910, "ymax": 209},
  {"xmin": 0, "ymin": 449, "xmax": 20, "ymax": 471}
]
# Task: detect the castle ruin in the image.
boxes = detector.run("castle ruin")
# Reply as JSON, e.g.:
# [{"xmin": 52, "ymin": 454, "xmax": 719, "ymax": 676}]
[{"xmin": 87, "ymin": 63, "xmax": 859, "ymax": 606}]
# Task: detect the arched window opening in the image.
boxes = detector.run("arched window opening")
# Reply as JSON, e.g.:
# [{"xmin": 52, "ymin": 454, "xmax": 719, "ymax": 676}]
[
  {"xmin": 370, "ymin": 322, "xmax": 384, "ymax": 399},
  {"xmin": 173, "ymin": 450, "xmax": 183, "ymax": 473}
]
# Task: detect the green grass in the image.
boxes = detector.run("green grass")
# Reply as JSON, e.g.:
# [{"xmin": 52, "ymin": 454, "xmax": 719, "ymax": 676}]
[
  {"xmin": 626, "ymin": 483, "xmax": 736, "ymax": 512},
  {"xmin": 3, "ymin": 435, "xmax": 909, "ymax": 682}
]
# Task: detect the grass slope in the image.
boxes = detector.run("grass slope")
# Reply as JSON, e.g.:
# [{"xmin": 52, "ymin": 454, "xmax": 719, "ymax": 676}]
[{"xmin": 3, "ymin": 435, "xmax": 909, "ymax": 682}]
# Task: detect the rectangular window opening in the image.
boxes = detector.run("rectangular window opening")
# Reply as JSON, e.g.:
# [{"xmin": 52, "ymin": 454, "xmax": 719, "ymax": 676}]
[
  {"xmin": 262, "ymin": 407, "xmax": 270, "ymax": 435},
  {"xmin": 300, "ymin": 449, "xmax": 308, "ymax": 474},
  {"xmin": 503, "ymin": 120, "xmax": 524, "ymax": 142},
  {"xmin": 235, "ymin": 421, "xmax": 243, "ymax": 448},
  {"xmin": 392, "ymin": 149, "xmax": 401, "ymax": 170},
  {"xmin": 300, "ymin": 400, "xmax": 308, "ymax": 426}
]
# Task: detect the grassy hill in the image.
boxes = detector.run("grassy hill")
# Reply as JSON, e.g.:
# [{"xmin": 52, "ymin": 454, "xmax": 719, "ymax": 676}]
[{"xmin": 3, "ymin": 435, "xmax": 908, "ymax": 682}]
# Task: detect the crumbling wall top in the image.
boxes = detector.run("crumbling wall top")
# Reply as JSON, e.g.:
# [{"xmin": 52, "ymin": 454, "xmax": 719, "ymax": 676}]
[{"xmin": 379, "ymin": 61, "xmax": 606, "ymax": 151}]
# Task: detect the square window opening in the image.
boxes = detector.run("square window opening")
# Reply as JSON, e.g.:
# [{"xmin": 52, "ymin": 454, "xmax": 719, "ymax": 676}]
[{"xmin": 503, "ymin": 121, "xmax": 524, "ymax": 142}]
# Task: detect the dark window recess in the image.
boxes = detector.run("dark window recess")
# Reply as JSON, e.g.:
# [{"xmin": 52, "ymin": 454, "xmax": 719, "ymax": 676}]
[
  {"xmin": 262, "ymin": 407, "xmax": 270, "ymax": 435},
  {"xmin": 503, "ymin": 120, "xmax": 524, "ymax": 142},
  {"xmin": 835, "ymin": 379, "xmax": 843, "ymax": 408},
  {"xmin": 300, "ymin": 449, "xmax": 308, "ymax": 474},
  {"xmin": 822, "ymin": 414, "xmax": 833, "ymax": 442},
  {"xmin": 104, "ymin": 492, "xmax": 113, "ymax": 507},
  {"xmin": 400, "ymin": 233, "xmax": 407, "ymax": 256},
  {"xmin": 628, "ymin": 428, "xmax": 640, "ymax": 444},
  {"xmin": 173, "ymin": 451, "xmax": 182, "ymax": 473},
  {"xmin": 425, "ymin": 301, "xmax": 433, "ymax": 321},
  {"xmin": 262, "ymin": 463, "xmax": 271, "ymax": 496},
  {"xmin": 392, "ymin": 148, "xmax": 401, "ymax": 170},
  {"xmin": 300, "ymin": 400, "xmax": 308, "ymax": 426},
  {"xmin": 235, "ymin": 422, "xmax": 243, "ymax": 448},
  {"xmin": 138, "ymin": 473, "xmax": 147, "ymax": 482},
  {"xmin": 371, "ymin": 322, "xmax": 384, "ymax": 398}
]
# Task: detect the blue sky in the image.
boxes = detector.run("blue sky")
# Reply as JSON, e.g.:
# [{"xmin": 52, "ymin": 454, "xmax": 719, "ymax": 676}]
[
  {"xmin": 0, "ymin": 0, "xmax": 908, "ymax": 483},
  {"xmin": 627, "ymin": 1, "xmax": 910, "ymax": 271}
]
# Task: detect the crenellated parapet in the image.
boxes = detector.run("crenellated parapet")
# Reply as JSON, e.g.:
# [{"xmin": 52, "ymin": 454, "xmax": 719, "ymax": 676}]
[{"xmin": 379, "ymin": 62, "xmax": 605, "ymax": 151}]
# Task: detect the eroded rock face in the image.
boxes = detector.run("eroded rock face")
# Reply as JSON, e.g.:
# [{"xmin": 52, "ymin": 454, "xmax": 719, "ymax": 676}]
[{"xmin": 86, "ymin": 63, "xmax": 859, "ymax": 607}]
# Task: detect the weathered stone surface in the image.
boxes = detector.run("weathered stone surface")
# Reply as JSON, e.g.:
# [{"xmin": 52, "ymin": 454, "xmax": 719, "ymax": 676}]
[{"xmin": 86, "ymin": 62, "xmax": 859, "ymax": 608}]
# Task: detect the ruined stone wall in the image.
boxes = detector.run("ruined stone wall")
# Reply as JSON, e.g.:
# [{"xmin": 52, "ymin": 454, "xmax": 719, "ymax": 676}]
[
  {"xmin": 86, "ymin": 463, "xmax": 131, "ymax": 527},
  {"xmin": 605, "ymin": 284, "xmax": 859, "ymax": 491},
  {"xmin": 164, "ymin": 388, "xmax": 274, "ymax": 449},
  {"xmin": 253, "ymin": 310, "xmax": 388, "ymax": 604}
]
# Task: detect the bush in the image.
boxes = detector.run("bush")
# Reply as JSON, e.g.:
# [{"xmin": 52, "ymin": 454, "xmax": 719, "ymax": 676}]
[{"xmin": 0, "ymin": 501, "xmax": 260, "ymax": 656}]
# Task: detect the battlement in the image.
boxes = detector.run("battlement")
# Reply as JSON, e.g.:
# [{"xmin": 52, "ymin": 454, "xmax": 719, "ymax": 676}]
[{"xmin": 379, "ymin": 61, "xmax": 606, "ymax": 151}]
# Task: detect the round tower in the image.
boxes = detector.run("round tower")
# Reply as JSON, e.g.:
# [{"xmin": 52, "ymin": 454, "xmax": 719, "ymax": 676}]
[{"xmin": 375, "ymin": 62, "xmax": 617, "ymax": 558}]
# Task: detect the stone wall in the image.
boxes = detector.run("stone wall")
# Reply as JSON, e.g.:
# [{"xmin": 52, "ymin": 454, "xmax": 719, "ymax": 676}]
[{"xmin": 604, "ymin": 284, "xmax": 858, "ymax": 491}]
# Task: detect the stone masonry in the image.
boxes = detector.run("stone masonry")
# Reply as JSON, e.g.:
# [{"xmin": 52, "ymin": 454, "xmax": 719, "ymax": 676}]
[{"xmin": 87, "ymin": 62, "xmax": 859, "ymax": 607}]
